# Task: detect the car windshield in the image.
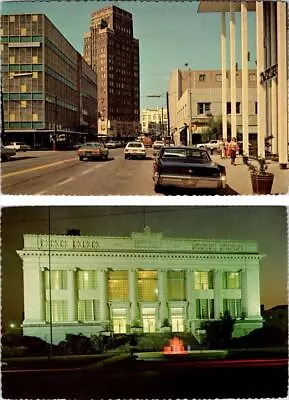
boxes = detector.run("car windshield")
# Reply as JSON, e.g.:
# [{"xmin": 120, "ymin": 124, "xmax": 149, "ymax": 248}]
[
  {"xmin": 162, "ymin": 148, "xmax": 210, "ymax": 162},
  {"xmin": 83, "ymin": 143, "xmax": 101, "ymax": 148},
  {"xmin": 127, "ymin": 143, "xmax": 142, "ymax": 148}
]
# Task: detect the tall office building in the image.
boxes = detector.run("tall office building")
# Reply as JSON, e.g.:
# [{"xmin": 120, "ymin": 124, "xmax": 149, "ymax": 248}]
[
  {"xmin": 83, "ymin": 5, "xmax": 140, "ymax": 138},
  {"xmin": 18, "ymin": 228, "xmax": 263, "ymax": 344},
  {"xmin": 1, "ymin": 14, "xmax": 97, "ymax": 147}
]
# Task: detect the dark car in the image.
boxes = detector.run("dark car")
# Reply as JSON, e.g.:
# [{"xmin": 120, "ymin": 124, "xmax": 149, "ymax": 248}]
[{"xmin": 153, "ymin": 146, "xmax": 226, "ymax": 193}]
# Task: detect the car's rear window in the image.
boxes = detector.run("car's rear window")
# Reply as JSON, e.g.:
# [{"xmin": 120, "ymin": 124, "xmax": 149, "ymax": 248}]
[
  {"xmin": 127, "ymin": 143, "xmax": 143, "ymax": 148},
  {"xmin": 84, "ymin": 143, "xmax": 101, "ymax": 147},
  {"xmin": 162, "ymin": 148, "xmax": 210, "ymax": 162}
]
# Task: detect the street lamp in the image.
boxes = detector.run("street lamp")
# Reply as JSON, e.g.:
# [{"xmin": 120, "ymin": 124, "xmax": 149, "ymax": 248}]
[
  {"xmin": 184, "ymin": 63, "xmax": 192, "ymax": 146},
  {"xmin": 146, "ymin": 93, "xmax": 170, "ymax": 139}
]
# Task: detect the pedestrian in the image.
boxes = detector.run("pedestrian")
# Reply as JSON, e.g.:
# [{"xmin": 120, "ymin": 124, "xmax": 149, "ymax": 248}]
[
  {"xmin": 220, "ymin": 139, "xmax": 225, "ymax": 159},
  {"xmin": 228, "ymin": 137, "xmax": 239, "ymax": 166}
]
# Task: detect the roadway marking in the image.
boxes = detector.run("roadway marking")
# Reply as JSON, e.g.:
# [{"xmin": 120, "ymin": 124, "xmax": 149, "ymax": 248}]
[
  {"xmin": 2, "ymin": 157, "xmax": 78, "ymax": 179},
  {"xmin": 80, "ymin": 164, "xmax": 104, "ymax": 175}
]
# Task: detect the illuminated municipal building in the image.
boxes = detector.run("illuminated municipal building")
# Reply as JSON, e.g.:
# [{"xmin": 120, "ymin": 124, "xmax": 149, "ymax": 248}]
[{"xmin": 17, "ymin": 228, "xmax": 264, "ymax": 344}]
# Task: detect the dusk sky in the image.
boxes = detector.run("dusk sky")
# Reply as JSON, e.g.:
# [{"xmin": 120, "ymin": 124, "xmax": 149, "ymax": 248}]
[
  {"xmin": 2, "ymin": 0, "xmax": 257, "ymax": 109},
  {"xmin": 1, "ymin": 206, "xmax": 287, "ymax": 327}
]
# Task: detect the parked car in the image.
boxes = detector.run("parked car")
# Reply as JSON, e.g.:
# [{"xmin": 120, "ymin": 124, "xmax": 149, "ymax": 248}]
[
  {"xmin": 153, "ymin": 140, "xmax": 165, "ymax": 150},
  {"xmin": 77, "ymin": 142, "xmax": 109, "ymax": 161},
  {"xmin": 196, "ymin": 140, "xmax": 222, "ymax": 153},
  {"xmin": 105, "ymin": 141, "xmax": 118, "ymax": 149},
  {"xmin": 1, "ymin": 145, "xmax": 16, "ymax": 161},
  {"xmin": 5, "ymin": 141, "xmax": 31, "ymax": 152},
  {"xmin": 124, "ymin": 142, "xmax": 146, "ymax": 159},
  {"xmin": 153, "ymin": 146, "xmax": 226, "ymax": 193}
]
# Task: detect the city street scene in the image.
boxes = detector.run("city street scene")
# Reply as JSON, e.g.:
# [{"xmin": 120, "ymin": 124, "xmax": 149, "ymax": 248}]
[
  {"xmin": 1, "ymin": 1, "xmax": 289, "ymax": 195},
  {"xmin": 1, "ymin": 206, "xmax": 288, "ymax": 399}
]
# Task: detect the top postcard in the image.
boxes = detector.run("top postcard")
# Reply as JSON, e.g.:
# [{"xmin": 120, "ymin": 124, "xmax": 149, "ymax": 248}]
[{"xmin": 1, "ymin": 0, "xmax": 289, "ymax": 195}]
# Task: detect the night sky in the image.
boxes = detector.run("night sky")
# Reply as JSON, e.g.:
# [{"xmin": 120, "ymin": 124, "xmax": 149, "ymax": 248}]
[{"xmin": 1, "ymin": 206, "xmax": 288, "ymax": 327}]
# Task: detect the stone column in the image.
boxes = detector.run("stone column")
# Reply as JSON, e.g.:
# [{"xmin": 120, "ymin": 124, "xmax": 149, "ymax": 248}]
[
  {"xmin": 221, "ymin": 11, "xmax": 228, "ymax": 141},
  {"xmin": 186, "ymin": 269, "xmax": 193, "ymax": 330},
  {"xmin": 99, "ymin": 269, "xmax": 108, "ymax": 322},
  {"xmin": 230, "ymin": 3, "xmax": 237, "ymax": 139},
  {"xmin": 129, "ymin": 269, "xmax": 138, "ymax": 323},
  {"xmin": 256, "ymin": 0, "xmax": 266, "ymax": 158},
  {"xmin": 270, "ymin": 2, "xmax": 278, "ymax": 155},
  {"xmin": 158, "ymin": 269, "xmax": 168, "ymax": 327},
  {"xmin": 244, "ymin": 266, "xmax": 261, "ymax": 319},
  {"xmin": 241, "ymin": 268, "xmax": 248, "ymax": 316},
  {"xmin": 241, "ymin": 1, "xmax": 249, "ymax": 156},
  {"xmin": 67, "ymin": 270, "xmax": 77, "ymax": 321},
  {"xmin": 214, "ymin": 269, "xmax": 223, "ymax": 319},
  {"xmin": 23, "ymin": 264, "xmax": 45, "ymax": 323},
  {"xmin": 277, "ymin": 1, "xmax": 289, "ymax": 167}
]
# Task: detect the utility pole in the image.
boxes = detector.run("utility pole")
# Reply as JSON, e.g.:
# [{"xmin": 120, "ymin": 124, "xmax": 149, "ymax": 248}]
[
  {"xmin": 1, "ymin": 79, "xmax": 5, "ymax": 142},
  {"xmin": 166, "ymin": 91, "xmax": 170, "ymax": 139},
  {"xmin": 161, "ymin": 107, "xmax": 164, "ymax": 139},
  {"xmin": 185, "ymin": 63, "xmax": 192, "ymax": 146}
]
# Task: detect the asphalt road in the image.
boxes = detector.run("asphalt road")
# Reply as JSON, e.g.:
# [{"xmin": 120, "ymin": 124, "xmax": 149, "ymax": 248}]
[{"xmin": 2, "ymin": 357, "xmax": 287, "ymax": 399}]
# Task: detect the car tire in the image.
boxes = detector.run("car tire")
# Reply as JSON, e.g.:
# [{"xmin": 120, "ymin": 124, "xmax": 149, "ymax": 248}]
[
  {"xmin": 154, "ymin": 183, "xmax": 163, "ymax": 194},
  {"xmin": 124, "ymin": 155, "xmax": 128, "ymax": 159},
  {"xmin": 79, "ymin": 156, "xmax": 84, "ymax": 161}
]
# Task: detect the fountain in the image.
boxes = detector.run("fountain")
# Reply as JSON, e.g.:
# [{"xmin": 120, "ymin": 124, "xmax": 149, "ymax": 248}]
[{"xmin": 163, "ymin": 336, "xmax": 187, "ymax": 355}]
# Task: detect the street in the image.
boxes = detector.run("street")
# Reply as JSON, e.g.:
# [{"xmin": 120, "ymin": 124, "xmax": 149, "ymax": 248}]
[{"xmin": 2, "ymin": 356, "xmax": 288, "ymax": 399}]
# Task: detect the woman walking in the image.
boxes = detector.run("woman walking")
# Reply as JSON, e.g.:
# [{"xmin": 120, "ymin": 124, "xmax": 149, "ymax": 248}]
[{"xmin": 228, "ymin": 137, "xmax": 239, "ymax": 166}]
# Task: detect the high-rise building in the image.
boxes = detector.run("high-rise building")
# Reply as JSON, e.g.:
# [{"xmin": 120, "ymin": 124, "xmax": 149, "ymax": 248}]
[
  {"xmin": 1, "ymin": 14, "xmax": 97, "ymax": 148},
  {"xmin": 83, "ymin": 5, "xmax": 140, "ymax": 138},
  {"xmin": 141, "ymin": 107, "xmax": 168, "ymax": 137},
  {"xmin": 18, "ymin": 228, "xmax": 263, "ymax": 344}
]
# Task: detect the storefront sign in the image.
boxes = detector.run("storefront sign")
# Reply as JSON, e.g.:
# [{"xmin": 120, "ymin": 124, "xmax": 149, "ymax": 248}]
[{"xmin": 260, "ymin": 64, "xmax": 278, "ymax": 83}]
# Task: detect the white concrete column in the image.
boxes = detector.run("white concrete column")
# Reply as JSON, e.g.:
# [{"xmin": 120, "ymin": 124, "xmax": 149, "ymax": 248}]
[
  {"xmin": 23, "ymin": 264, "xmax": 45, "ymax": 323},
  {"xmin": 67, "ymin": 270, "xmax": 77, "ymax": 321},
  {"xmin": 221, "ymin": 12, "xmax": 228, "ymax": 141},
  {"xmin": 190, "ymin": 271, "xmax": 196, "ymax": 320},
  {"xmin": 230, "ymin": 3, "xmax": 237, "ymax": 139},
  {"xmin": 241, "ymin": 1, "xmax": 249, "ymax": 156},
  {"xmin": 186, "ymin": 269, "xmax": 193, "ymax": 329},
  {"xmin": 129, "ymin": 269, "xmax": 138, "ymax": 323},
  {"xmin": 158, "ymin": 269, "xmax": 168, "ymax": 326},
  {"xmin": 245, "ymin": 266, "xmax": 261, "ymax": 318},
  {"xmin": 214, "ymin": 269, "xmax": 223, "ymax": 318},
  {"xmin": 270, "ymin": 2, "xmax": 278, "ymax": 155},
  {"xmin": 256, "ymin": 0, "xmax": 266, "ymax": 158},
  {"xmin": 241, "ymin": 268, "xmax": 248, "ymax": 316},
  {"xmin": 99, "ymin": 269, "xmax": 108, "ymax": 321},
  {"xmin": 277, "ymin": 1, "xmax": 289, "ymax": 167}
]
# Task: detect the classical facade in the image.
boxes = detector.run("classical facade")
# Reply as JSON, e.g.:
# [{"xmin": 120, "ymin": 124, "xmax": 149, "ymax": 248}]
[
  {"xmin": 18, "ymin": 228, "xmax": 264, "ymax": 344},
  {"xmin": 198, "ymin": 0, "xmax": 288, "ymax": 168}
]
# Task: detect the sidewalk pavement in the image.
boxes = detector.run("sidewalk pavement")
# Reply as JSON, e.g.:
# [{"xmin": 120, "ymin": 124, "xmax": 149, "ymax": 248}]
[{"xmin": 212, "ymin": 155, "xmax": 289, "ymax": 195}]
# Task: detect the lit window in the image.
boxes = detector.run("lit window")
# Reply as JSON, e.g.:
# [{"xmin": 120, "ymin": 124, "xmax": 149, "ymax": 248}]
[
  {"xmin": 194, "ymin": 271, "xmax": 213, "ymax": 290},
  {"xmin": 78, "ymin": 300, "xmax": 99, "ymax": 321},
  {"xmin": 223, "ymin": 299, "xmax": 242, "ymax": 318},
  {"xmin": 9, "ymin": 114, "xmax": 16, "ymax": 122},
  {"xmin": 142, "ymin": 308, "xmax": 156, "ymax": 333},
  {"xmin": 9, "ymin": 56, "xmax": 15, "ymax": 64},
  {"xmin": 32, "ymin": 56, "xmax": 38, "ymax": 64},
  {"xmin": 32, "ymin": 113, "xmax": 38, "ymax": 121},
  {"xmin": 196, "ymin": 299, "xmax": 214, "ymax": 319},
  {"xmin": 137, "ymin": 270, "xmax": 157, "ymax": 301},
  {"xmin": 20, "ymin": 100, "xmax": 27, "ymax": 108},
  {"xmin": 46, "ymin": 300, "xmax": 68, "ymax": 322},
  {"xmin": 32, "ymin": 72, "xmax": 38, "ymax": 79},
  {"xmin": 171, "ymin": 308, "xmax": 185, "ymax": 332},
  {"xmin": 112, "ymin": 308, "xmax": 127, "ymax": 333},
  {"xmin": 9, "ymin": 16, "xmax": 15, "ymax": 22},
  {"xmin": 223, "ymin": 271, "xmax": 240, "ymax": 289},
  {"xmin": 45, "ymin": 270, "xmax": 67, "ymax": 290},
  {"xmin": 167, "ymin": 271, "xmax": 185, "ymax": 300},
  {"xmin": 108, "ymin": 270, "xmax": 128, "ymax": 300},
  {"xmin": 20, "ymin": 84, "xmax": 27, "ymax": 93},
  {"xmin": 0, "ymin": 29, "xmax": 4, "ymax": 36},
  {"xmin": 20, "ymin": 28, "xmax": 27, "ymax": 36},
  {"xmin": 78, "ymin": 270, "xmax": 98, "ymax": 289},
  {"xmin": 32, "ymin": 15, "xmax": 38, "ymax": 22}
]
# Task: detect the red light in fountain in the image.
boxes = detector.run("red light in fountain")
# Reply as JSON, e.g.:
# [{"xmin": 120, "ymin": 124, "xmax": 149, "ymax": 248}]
[{"xmin": 163, "ymin": 336, "xmax": 187, "ymax": 354}]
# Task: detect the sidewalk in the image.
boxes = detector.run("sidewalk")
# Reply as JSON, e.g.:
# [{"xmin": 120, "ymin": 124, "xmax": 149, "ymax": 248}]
[{"xmin": 212, "ymin": 155, "xmax": 289, "ymax": 195}]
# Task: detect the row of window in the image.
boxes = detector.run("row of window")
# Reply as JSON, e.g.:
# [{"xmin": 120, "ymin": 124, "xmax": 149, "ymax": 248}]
[
  {"xmin": 45, "ymin": 298, "xmax": 242, "ymax": 324},
  {"xmin": 197, "ymin": 102, "xmax": 257, "ymax": 115},
  {"xmin": 196, "ymin": 72, "xmax": 256, "ymax": 82},
  {"xmin": 44, "ymin": 270, "xmax": 241, "ymax": 298}
]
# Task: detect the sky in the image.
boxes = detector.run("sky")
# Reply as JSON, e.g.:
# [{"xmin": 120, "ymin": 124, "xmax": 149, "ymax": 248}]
[
  {"xmin": 1, "ymin": 206, "xmax": 288, "ymax": 327},
  {"xmin": 2, "ymin": 0, "xmax": 257, "ymax": 109}
]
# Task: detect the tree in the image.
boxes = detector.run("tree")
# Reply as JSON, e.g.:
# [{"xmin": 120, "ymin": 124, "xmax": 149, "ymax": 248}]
[
  {"xmin": 204, "ymin": 311, "xmax": 235, "ymax": 349},
  {"xmin": 204, "ymin": 117, "xmax": 232, "ymax": 140}
]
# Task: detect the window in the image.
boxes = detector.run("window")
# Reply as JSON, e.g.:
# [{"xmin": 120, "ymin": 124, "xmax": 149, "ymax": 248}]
[
  {"xmin": 142, "ymin": 308, "xmax": 156, "ymax": 333},
  {"xmin": 46, "ymin": 300, "xmax": 68, "ymax": 322},
  {"xmin": 255, "ymin": 102, "xmax": 258, "ymax": 114},
  {"xmin": 78, "ymin": 270, "xmax": 98, "ymax": 289},
  {"xmin": 112, "ymin": 308, "xmax": 127, "ymax": 333},
  {"xmin": 223, "ymin": 299, "xmax": 242, "ymax": 318},
  {"xmin": 9, "ymin": 16, "xmax": 15, "ymax": 22},
  {"xmin": 227, "ymin": 102, "xmax": 231, "ymax": 114},
  {"xmin": 108, "ymin": 270, "xmax": 128, "ymax": 300},
  {"xmin": 32, "ymin": 56, "xmax": 38, "ymax": 64},
  {"xmin": 32, "ymin": 72, "xmax": 38, "ymax": 79},
  {"xmin": 44, "ymin": 270, "xmax": 67, "ymax": 290},
  {"xmin": 9, "ymin": 56, "xmax": 15, "ymax": 64},
  {"xmin": 167, "ymin": 270, "xmax": 185, "ymax": 300},
  {"xmin": 78, "ymin": 300, "xmax": 99, "ymax": 321},
  {"xmin": 196, "ymin": 299, "xmax": 214, "ymax": 319},
  {"xmin": 197, "ymin": 103, "xmax": 211, "ymax": 115},
  {"xmin": 223, "ymin": 271, "xmax": 240, "ymax": 289},
  {"xmin": 20, "ymin": 28, "xmax": 27, "ymax": 36},
  {"xmin": 236, "ymin": 102, "xmax": 241, "ymax": 114},
  {"xmin": 199, "ymin": 74, "xmax": 206, "ymax": 82},
  {"xmin": 20, "ymin": 84, "xmax": 27, "ymax": 93},
  {"xmin": 249, "ymin": 73, "xmax": 256, "ymax": 81},
  {"xmin": 194, "ymin": 271, "xmax": 213, "ymax": 290},
  {"xmin": 216, "ymin": 74, "xmax": 222, "ymax": 82},
  {"xmin": 171, "ymin": 308, "xmax": 185, "ymax": 332},
  {"xmin": 32, "ymin": 15, "xmax": 38, "ymax": 22},
  {"xmin": 9, "ymin": 114, "xmax": 15, "ymax": 122},
  {"xmin": 32, "ymin": 113, "xmax": 38, "ymax": 121},
  {"xmin": 137, "ymin": 270, "xmax": 157, "ymax": 301},
  {"xmin": 20, "ymin": 100, "xmax": 27, "ymax": 108}
]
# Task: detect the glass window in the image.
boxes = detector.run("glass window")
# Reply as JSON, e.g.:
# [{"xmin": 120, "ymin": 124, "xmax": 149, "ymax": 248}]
[
  {"xmin": 223, "ymin": 299, "xmax": 242, "ymax": 318},
  {"xmin": 9, "ymin": 56, "xmax": 15, "ymax": 64},
  {"xmin": 199, "ymin": 74, "xmax": 206, "ymax": 81},
  {"xmin": 137, "ymin": 271, "xmax": 157, "ymax": 301},
  {"xmin": 78, "ymin": 300, "xmax": 99, "ymax": 321},
  {"xmin": 44, "ymin": 270, "xmax": 67, "ymax": 290},
  {"xmin": 227, "ymin": 102, "xmax": 231, "ymax": 115},
  {"xmin": 196, "ymin": 299, "xmax": 214, "ymax": 319},
  {"xmin": 216, "ymin": 74, "xmax": 222, "ymax": 82},
  {"xmin": 45, "ymin": 300, "xmax": 68, "ymax": 322},
  {"xmin": 32, "ymin": 15, "xmax": 38, "ymax": 22},
  {"xmin": 236, "ymin": 102, "xmax": 241, "ymax": 114},
  {"xmin": 108, "ymin": 270, "xmax": 128, "ymax": 300},
  {"xmin": 78, "ymin": 270, "xmax": 98, "ymax": 289},
  {"xmin": 20, "ymin": 28, "xmax": 27, "ymax": 36},
  {"xmin": 32, "ymin": 113, "xmax": 38, "ymax": 121},
  {"xmin": 167, "ymin": 270, "xmax": 185, "ymax": 300},
  {"xmin": 171, "ymin": 316, "xmax": 184, "ymax": 332},
  {"xmin": 20, "ymin": 84, "xmax": 27, "ymax": 93},
  {"xmin": 9, "ymin": 16, "xmax": 15, "ymax": 22},
  {"xmin": 142, "ymin": 308, "xmax": 156, "ymax": 332},
  {"xmin": 20, "ymin": 100, "xmax": 27, "ymax": 108},
  {"xmin": 223, "ymin": 272, "xmax": 240, "ymax": 289},
  {"xmin": 194, "ymin": 271, "xmax": 213, "ymax": 290},
  {"xmin": 197, "ymin": 103, "xmax": 204, "ymax": 114}
]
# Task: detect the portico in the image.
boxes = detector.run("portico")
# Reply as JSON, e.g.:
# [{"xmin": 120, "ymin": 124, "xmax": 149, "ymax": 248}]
[{"xmin": 17, "ymin": 228, "xmax": 264, "ymax": 344}]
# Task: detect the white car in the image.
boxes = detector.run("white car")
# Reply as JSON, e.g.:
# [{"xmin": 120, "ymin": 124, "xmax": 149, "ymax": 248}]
[
  {"xmin": 5, "ymin": 142, "xmax": 31, "ymax": 152},
  {"xmin": 124, "ymin": 142, "xmax": 146, "ymax": 159},
  {"xmin": 152, "ymin": 140, "xmax": 165, "ymax": 150},
  {"xmin": 196, "ymin": 140, "xmax": 222, "ymax": 153}
]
